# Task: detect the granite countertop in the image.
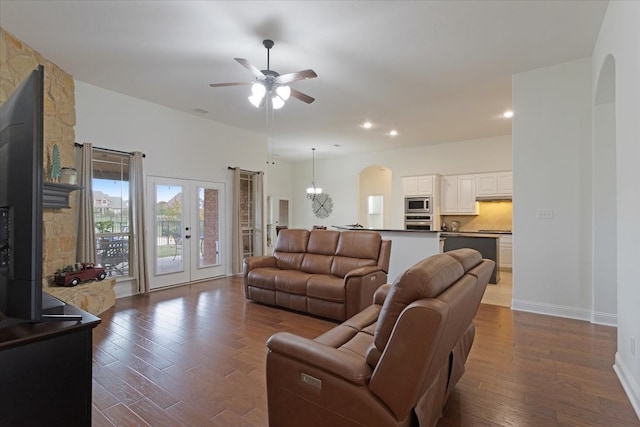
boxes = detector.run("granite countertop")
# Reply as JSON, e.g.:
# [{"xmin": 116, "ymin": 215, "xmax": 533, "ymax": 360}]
[
  {"xmin": 440, "ymin": 232, "xmax": 502, "ymax": 238},
  {"xmin": 332, "ymin": 225, "xmax": 439, "ymax": 233},
  {"xmin": 332, "ymin": 226, "xmax": 512, "ymax": 236}
]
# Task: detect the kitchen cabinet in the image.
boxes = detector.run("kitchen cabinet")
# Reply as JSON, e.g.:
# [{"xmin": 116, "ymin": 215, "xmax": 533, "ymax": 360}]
[
  {"xmin": 476, "ymin": 172, "xmax": 513, "ymax": 197},
  {"xmin": 441, "ymin": 175, "xmax": 479, "ymax": 215},
  {"xmin": 402, "ymin": 175, "xmax": 436, "ymax": 196},
  {"xmin": 499, "ymin": 235, "xmax": 513, "ymax": 269}
]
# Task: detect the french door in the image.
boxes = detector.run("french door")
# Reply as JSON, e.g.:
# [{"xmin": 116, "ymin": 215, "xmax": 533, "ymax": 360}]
[{"xmin": 147, "ymin": 176, "xmax": 225, "ymax": 289}]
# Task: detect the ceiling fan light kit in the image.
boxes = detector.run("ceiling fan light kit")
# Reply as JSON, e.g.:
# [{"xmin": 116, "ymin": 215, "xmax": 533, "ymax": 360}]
[{"xmin": 210, "ymin": 39, "xmax": 317, "ymax": 110}]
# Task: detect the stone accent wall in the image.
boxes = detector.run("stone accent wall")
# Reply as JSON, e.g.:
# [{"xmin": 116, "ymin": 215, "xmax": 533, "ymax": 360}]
[{"xmin": 0, "ymin": 28, "xmax": 77, "ymax": 287}]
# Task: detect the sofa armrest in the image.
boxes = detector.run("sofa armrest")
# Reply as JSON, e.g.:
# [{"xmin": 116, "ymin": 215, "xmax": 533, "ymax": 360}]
[
  {"xmin": 243, "ymin": 255, "xmax": 277, "ymax": 271},
  {"xmin": 344, "ymin": 267, "xmax": 388, "ymax": 319},
  {"xmin": 344, "ymin": 265, "xmax": 383, "ymax": 279},
  {"xmin": 243, "ymin": 256, "xmax": 277, "ymax": 297},
  {"xmin": 266, "ymin": 332, "xmax": 373, "ymax": 385}
]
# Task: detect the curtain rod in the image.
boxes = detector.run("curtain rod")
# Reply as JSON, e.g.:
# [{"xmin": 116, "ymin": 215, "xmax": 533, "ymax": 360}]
[
  {"xmin": 227, "ymin": 166, "xmax": 261, "ymax": 174},
  {"xmin": 75, "ymin": 142, "xmax": 146, "ymax": 158}
]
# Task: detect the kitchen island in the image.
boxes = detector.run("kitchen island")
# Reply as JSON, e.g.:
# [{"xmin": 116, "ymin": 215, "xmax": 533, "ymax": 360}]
[
  {"xmin": 441, "ymin": 232, "xmax": 501, "ymax": 283},
  {"xmin": 333, "ymin": 226, "xmax": 503, "ymax": 284},
  {"xmin": 333, "ymin": 226, "xmax": 442, "ymax": 282}
]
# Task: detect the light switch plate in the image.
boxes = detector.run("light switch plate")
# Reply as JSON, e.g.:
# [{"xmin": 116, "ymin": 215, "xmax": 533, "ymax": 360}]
[{"xmin": 536, "ymin": 209, "xmax": 553, "ymax": 219}]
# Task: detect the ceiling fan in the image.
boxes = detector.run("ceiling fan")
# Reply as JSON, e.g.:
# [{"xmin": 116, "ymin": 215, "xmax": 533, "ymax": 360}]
[{"xmin": 209, "ymin": 39, "xmax": 317, "ymax": 109}]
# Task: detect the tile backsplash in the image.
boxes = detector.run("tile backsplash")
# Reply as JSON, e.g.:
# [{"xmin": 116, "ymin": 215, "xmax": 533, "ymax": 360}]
[{"xmin": 442, "ymin": 201, "xmax": 512, "ymax": 231}]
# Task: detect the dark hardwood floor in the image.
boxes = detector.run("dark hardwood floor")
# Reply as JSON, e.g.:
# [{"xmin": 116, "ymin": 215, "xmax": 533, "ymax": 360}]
[{"xmin": 91, "ymin": 276, "xmax": 639, "ymax": 426}]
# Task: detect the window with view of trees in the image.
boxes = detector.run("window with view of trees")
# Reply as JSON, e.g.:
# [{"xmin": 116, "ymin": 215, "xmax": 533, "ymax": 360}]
[{"xmin": 92, "ymin": 150, "xmax": 131, "ymax": 277}]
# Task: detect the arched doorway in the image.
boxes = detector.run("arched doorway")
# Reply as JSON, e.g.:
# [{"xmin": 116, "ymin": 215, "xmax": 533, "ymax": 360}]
[{"xmin": 593, "ymin": 54, "xmax": 617, "ymax": 325}]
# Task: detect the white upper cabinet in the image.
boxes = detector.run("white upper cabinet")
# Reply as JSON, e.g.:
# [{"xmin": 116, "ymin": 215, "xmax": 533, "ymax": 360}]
[
  {"xmin": 402, "ymin": 175, "xmax": 435, "ymax": 196},
  {"xmin": 497, "ymin": 172, "xmax": 513, "ymax": 195},
  {"xmin": 476, "ymin": 172, "xmax": 513, "ymax": 197},
  {"xmin": 441, "ymin": 175, "xmax": 479, "ymax": 215}
]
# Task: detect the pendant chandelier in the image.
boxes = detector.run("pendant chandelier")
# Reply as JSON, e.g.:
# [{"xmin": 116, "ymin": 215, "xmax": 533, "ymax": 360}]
[{"xmin": 306, "ymin": 148, "xmax": 322, "ymax": 200}]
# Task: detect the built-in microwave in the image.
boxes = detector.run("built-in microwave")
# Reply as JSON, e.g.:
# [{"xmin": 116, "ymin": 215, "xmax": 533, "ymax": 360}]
[{"xmin": 405, "ymin": 196, "xmax": 432, "ymax": 214}]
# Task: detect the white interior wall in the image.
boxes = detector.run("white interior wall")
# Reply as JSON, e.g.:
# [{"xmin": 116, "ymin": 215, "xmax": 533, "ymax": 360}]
[
  {"xmin": 593, "ymin": 101, "xmax": 617, "ymax": 323},
  {"xmin": 291, "ymin": 135, "xmax": 512, "ymax": 229},
  {"xmin": 512, "ymin": 58, "xmax": 593, "ymax": 319},
  {"xmin": 593, "ymin": 1, "xmax": 640, "ymax": 417},
  {"xmin": 74, "ymin": 81, "xmax": 267, "ymax": 289}
]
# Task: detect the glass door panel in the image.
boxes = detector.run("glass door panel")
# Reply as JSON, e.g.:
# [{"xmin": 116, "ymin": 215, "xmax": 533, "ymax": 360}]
[
  {"xmin": 155, "ymin": 183, "xmax": 185, "ymax": 274},
  {"xmin": 191, "ymin": 183, "xmax": 225, "ymax": 281}
]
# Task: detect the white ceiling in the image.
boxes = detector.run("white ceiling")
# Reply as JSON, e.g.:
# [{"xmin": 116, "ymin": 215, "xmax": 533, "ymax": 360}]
[{"xmin": 0, "ymin": 1, "xmax": 608, "ymax": 161}]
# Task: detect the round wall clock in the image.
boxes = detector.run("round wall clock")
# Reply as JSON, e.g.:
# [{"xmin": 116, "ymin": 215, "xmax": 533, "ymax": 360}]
[{"xmin": 312, "ymin": 193, "xmax": 333, "ymax": 218}]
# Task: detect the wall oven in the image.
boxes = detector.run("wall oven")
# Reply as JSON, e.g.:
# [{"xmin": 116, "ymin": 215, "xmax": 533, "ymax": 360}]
[
  {"xmin": 405, "ymin": 214, "xmax": 433, "ymax": 231},
  {"xmin": 405, "ymin": 196, "xmax": 432, "ymax": 214}
]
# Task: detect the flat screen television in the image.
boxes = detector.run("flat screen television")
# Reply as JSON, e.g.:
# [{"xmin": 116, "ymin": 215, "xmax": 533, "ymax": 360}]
[{"xmin": 0, "ymin": 65, "xmax": 45, "ymax": 323}]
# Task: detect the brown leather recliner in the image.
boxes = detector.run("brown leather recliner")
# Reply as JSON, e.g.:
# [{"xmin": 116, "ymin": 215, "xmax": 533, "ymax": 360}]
[{"xmin": 265, "ymin": 248, "xmax": 494, "ymax": 427}]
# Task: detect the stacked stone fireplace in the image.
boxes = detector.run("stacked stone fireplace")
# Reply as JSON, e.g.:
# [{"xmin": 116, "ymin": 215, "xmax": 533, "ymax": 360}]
[{"xmin": 1, "ymin": 29, "xmax": 115, "ymax": 315}]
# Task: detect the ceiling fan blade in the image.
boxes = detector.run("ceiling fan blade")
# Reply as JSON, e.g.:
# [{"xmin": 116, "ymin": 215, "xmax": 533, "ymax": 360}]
[
  {"xmin": 235, "ymin": 58, "xmax": 265, "ymax": 78},
  {"xmin": 209, "ymin": 82, "xmax": 251, "ymax": 88},
  {"xmin": 290, "ymin": 88, "xmax": 315, "ymax": 104},
  {"xmin": 276, "ymin": 69, "xmax": 317, "ymax": 85}
]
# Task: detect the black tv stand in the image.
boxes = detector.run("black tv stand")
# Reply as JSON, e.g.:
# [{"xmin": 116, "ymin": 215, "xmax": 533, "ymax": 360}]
[{"xmin": 0, "ymin": 302, "xmax": 100, "ymax": 426}]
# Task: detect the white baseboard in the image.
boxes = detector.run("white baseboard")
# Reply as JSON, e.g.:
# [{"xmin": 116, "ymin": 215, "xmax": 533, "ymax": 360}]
[
  {"xmin": 614, "ymin": 352, "xmax": 640, "ymax": 421},
  {"xmin": 511, "ymin": 299, "xmax": 617, "ymax": 326},
  {"xmin": 592, "ymin": 310, "xmax": 618, "ymax": 326},
  {"xmin": 511, "ymin": 299, "xmax": 593, "ymax": 321}
]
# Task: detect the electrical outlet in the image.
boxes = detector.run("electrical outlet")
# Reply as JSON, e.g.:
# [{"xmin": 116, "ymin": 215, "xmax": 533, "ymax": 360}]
[
  {"xmin": 631, "ymin": 337, "xmax": 636, "ymax": 357},
  {"xmin": 536, "ymin": 208, "xmax": 553, "ymax": 219}
]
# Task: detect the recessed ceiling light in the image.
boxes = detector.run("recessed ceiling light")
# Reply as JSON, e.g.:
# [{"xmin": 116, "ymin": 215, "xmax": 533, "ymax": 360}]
[
  {"xmin": 192, "ymin": 108, "xmax": 209, "ymax": 114},
  {"xmin": 362, "ymin": 121, "xmax": 373, "ymax": 129},
  {"xmin": 389, "ymin": 130, "xmax": 398, "ymax": 137},
  {"xmin": 333, "ymin": 144, "xmax": 341, "ymax": 147},
  {"xmin": 502, "ymin": 110, "xmax": 514, "ymax": 118}
]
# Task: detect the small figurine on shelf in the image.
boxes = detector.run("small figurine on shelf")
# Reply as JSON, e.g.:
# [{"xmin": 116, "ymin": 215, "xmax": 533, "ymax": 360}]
[
  {"xmin": 50, "ymin": 143, "xmax": 61, "ymax": 182},
  {"xmin": 54, "ymin": 262, "xmax": 107, "ymax": 287}
]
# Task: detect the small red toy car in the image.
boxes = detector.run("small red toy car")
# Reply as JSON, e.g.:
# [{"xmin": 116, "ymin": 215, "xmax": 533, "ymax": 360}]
[{"xmin": 54, "ymin": 262, "xmax": 107, "ymax": 287}]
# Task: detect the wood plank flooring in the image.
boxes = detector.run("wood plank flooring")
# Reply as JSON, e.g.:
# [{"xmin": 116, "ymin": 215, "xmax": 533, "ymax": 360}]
[{"xmin": 91, "ymin": 276, "xmax": 639, "ymax": 426}]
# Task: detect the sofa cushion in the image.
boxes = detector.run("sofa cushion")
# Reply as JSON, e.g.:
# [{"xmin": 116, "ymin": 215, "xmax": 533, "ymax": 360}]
[
  {"xmin": 336, "ymin": 231, "xmax": 382, "ymax": 259},
  {"xmin": 273, "ymin": 229, "xmax": 309, "ymax": 270},
  {"xmin": 307, "ymin": 274, "xmax": 345, "ymax": 302},
  {"xmin": 314, "ymin": 304, "xmax": 381, "ymax": 347},
  {"xmin": 373, "ymin": 253, "xmax": 465, "ymax": 354},
  {"xmin": 275, "ymin": 270, "xmax": 312, "ymax": 295},
  {"xmin": 301, "ymin": 253, "xmax": 334, "ymax": 274},
  {"xmin": 307, "ymin": 230, "xmax": 340, "ymax": 255},
  {"xmin": 247, "ymin": 267, "xmax": 280, "ymax": 290},
  {"xmin": 274, "ymin": 229, "xmax": 310, "ymax": 252},
  {"xmin": 330, "ymin": 231, "xmax": 382, "ymax": 277}
]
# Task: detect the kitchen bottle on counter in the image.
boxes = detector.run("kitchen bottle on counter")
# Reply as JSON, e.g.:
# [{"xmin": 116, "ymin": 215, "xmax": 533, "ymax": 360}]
[{"xmin": 441, "ymin": 221, "xmax": 447, "ymax": 231}]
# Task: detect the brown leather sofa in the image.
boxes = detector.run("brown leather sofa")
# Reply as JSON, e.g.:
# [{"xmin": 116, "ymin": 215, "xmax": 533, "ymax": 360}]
[
  {"xmin": 265, "ymin": 248, "xmax": 494, "ymax": 427},
  {"xmin": 243, "ymin": 229, "xmax": 391, "ymax": 321}
]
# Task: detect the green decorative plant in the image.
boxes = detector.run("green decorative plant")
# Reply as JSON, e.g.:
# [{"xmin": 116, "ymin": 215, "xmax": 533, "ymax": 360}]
[{"xmin": 50, "ymin": 144, "xmax": 61, "ymax": 181}]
